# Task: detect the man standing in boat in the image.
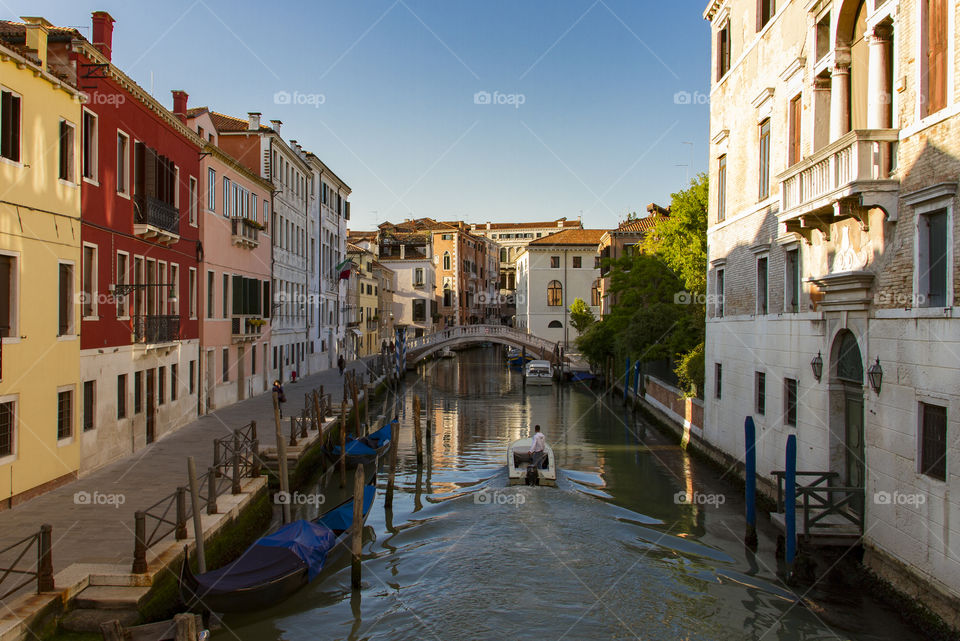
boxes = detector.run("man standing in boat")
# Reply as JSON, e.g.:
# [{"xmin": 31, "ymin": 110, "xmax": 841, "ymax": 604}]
[{"xmin": 528, "ymin": 425, "xmax": 546, "ymax": 467}]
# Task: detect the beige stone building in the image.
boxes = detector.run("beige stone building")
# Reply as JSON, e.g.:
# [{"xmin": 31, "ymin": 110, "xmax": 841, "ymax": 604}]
[{"xmin": 703, "ymin": 0, "xmax": 960, "ymax": 625}]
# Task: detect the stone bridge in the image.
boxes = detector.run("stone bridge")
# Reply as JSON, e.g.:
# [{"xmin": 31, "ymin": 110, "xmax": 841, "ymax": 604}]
[{"xmin": 404, "ymin": 325, "xmax": 557, "ymax": 366}]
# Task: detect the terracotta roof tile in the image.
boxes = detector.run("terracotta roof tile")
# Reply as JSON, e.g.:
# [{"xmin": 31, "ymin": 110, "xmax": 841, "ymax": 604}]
[
  {"xmin": 474, "ymin": 219, "xmax": 581, "ymax": 231},
  {"xmin": 527, "ymin": 228, "xmax": 607, "ymax": 246},
  {"xmin": 208, "ymin": 110, "xmax": 272, "ymax": 133},
  {"xmin": 615, "ymin": 215, "xmax": 663, "ymax": 234}
]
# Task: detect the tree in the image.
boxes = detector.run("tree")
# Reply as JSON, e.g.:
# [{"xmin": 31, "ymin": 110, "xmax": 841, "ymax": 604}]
[
  {"xmin": 642, "ymin": 172, "xmax": 708, "ymax": 296},
  {"xmin": 568, "ymin": 298, "xmax": 595, "ymax": 335}
]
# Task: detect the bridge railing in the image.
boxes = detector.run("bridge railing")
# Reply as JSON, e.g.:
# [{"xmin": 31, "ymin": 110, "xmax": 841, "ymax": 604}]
[{"xmin": 406, "ymin": 325, "xmax": 555, "ymax": 354}]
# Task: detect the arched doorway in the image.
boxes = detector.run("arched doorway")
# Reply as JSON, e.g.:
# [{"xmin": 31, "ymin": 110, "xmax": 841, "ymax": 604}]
[{"xmin": 830, "ymin": 330, "xmax": 865, "ymax": 508}]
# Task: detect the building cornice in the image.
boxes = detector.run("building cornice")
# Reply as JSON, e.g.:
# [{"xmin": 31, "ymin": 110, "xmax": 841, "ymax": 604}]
[
  {"xmin": 72, "ymin": 39, "xmax": 203, "ymax": 149},
  {"xmin": 205, "ymin": 143, "xmax": 274, "ymax": 193},
  {"xmin": 0, "ymin": 41, "xmax": 81, "ymax": 97}
]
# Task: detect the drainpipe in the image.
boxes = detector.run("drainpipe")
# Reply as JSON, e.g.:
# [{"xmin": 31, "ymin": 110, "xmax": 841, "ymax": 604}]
[{"xmin": 563, "ymin": 248, "xmax": 569, "ymax": 348}]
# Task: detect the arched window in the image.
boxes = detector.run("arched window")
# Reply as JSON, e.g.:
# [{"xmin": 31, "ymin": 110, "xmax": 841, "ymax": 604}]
[
  {"xmin": 442, "ymin": 283, "xmax": 453, "ymax": 307},
  {"xmin": 443, "ymin": 251, "xmax": 451, "ymax": 270},
  {"xmin": 548, "ymin": 320, "xmax": 563, "ymax": 328},
  {"xmin": 547, "ymin": 280, "xmax": 562, "ymax": 306},
  {"xmin": 835, "ymin": 331, "xmax": 863, "ymax": 383}
]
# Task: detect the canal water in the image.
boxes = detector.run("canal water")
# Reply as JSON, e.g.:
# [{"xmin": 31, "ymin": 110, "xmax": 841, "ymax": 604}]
[{"xmin": 221, "ymin": 346, "xmax": 923, "ymax": 640}]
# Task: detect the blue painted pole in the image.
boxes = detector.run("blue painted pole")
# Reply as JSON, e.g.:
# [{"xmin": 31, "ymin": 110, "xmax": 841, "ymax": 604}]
[
  {"xmin": 785, "ymin": 434, "xmax": 797, "ymax": 571},
  {"xmin": 633, "ymin": 361, "xmax": 641, "ymax": 399},
  {"xmin": 623, "ymin": 358, "xmax": 631, "ymax": 403},
  {"xmin": 744, "ymin": 417, "xmax": 758, "ymax": 549}
]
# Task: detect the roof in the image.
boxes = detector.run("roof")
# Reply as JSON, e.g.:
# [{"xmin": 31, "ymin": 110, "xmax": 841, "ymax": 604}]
[
  {"xmin": 526, "ymin": 228, "xmax": 607, "ymax": 246},
  {"xmin": 471, "ymin": 219, "xmax": 581, "ymax": 231},
  {"xmin": 347, "ymin": 231, "xmax": 377, "ymax": 240},
  {"xmin": 614, "ymin": 215, "xmax": 663, "ymax": 234},
  {"xmin": 208, "ymin": 110, "xmax": 273, "ymax": 133}
]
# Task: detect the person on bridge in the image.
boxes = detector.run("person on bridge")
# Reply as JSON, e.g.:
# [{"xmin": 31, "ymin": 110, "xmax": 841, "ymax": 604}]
[{"xmin": 338, "ymin": 354, "xmax": 345, "ymax": 376}]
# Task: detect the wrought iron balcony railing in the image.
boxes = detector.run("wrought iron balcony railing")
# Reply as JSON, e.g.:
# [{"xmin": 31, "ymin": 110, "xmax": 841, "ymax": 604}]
[
  {"xmin": 133, "ymin": 315, "xmax": 180, "ymax": 344},
  {"xmin": 134, "ymin": 195, "xmax": 180, "ymax": 236}
]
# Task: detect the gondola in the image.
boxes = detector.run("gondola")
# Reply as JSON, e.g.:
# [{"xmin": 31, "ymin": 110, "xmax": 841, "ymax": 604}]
[
  {"xmin": 179, "ymin": 484, "xmax": 377, "ymax": 613},
  {"xmin": 323, "ymin": 420, "xmax": 394, "ymax": 467}
]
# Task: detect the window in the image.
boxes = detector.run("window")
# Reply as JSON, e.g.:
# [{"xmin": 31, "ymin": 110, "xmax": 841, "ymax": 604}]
[
  {"xmin": 759, "ymin": 119, "xmax": 771, "ymax": 200},
  {"xmin": 188, "ymin": 268, "xmax": 197, "ymax": 318},
  {"xmin": 189, "ymin": 360, "xmax": 196, "ymax": 395},
  {"xmin": 58, "ymin": 263, "xmax": 74, "ymax": 336},
  {"xmin": 171, "ymin": 364, "xmax": 178, "ymax": 401},
  {"xmin": 188, "ymin": 176, "xmax": 198, "ymax": 225},
  {"xmin": 1, "ymin": 89, "xmax": 21, "ymax": 162},
  {"xmin": 785, "ymin": 248, "xmax": 800, "ymax": 312},
  {"xmin": 717, "ymin": 155, "xmax": 727, "ymax": 222},
  {"xmin": 550, "ymin": 256, "xmax": 560, "ymax": 268},
  {"xmin": 715, "ymin": 363, "xmax": 722, "ymax": 399},
  {"xmin": 757, "ymin": 0, "xmax": 775, "ymax": 30},
  {"xmin": 547, "ymin": 280, "xmax": 563, "ymax": 306},
  {"xmin": 223, "ymin": 177, "xmax": 231, "ymax": 217},
  {"xmin": 548, "ymin": 320, "xmax": 563, "ymax": 328},
  {"xmin": 208, "ymin": 168, "xmax": 216, "ymax": 211},
  {"xmin": 755, "ymin": 372, "xmax": 766, "ymax": 415},
  {"xmin": 924, "ymin": 0, "xmax": 948, "ymax": 116},
  {"xmin": 788, "ymin": 95, "xmax": 801, "ymax": 166},
  {"xmin": 717, "ymin": 22, "xmax": 731, "ymax": 80},
  {"xmin": 414, "ymin": 268, "xmax": 424, "ymax": 286},
  {"xmin": 443, "ymin": 285, "xmax": 453, "ymax": 307},
  {"xmin": 756, "ymin": 256, "xmax": 768, "ymax": 315},
  {"xmin": 716, "ymin": 268, "xmax": 725, "ymax": 317},
  {"xmin": 919, "ymin": 209, "xmax": 948, "ymax": 307},
  {"xmin": 222, "ymin": 348, "xmax": 230, "ymax": 382},
  {"xmin": 82, "ymin": 381, "xmax": 95, "ymax": 431},
  {"xmin": 57, "ymin": 388, "xmax": 73, "ymax": 440},
  {"xmin": 784, "ymin": 378, "xmax": 797, "ymax": 426},
  {"xmin": 222, "ymin": 274, "xmax": 229, "ymax": 318},
  {"xmin": 572, "ymin": 256, "xmax": 582, "ymax": 268},
  {"xmin": 116, "ymin": 252, "xmax": 130, "ymax": 318},
  {"xmin": 59, "ymin": 120, "xmax": 75, "ymax": 182},
  {"xmin": 263, "ymin": 200, "xmax": 269, "ymax": 226},
  {"xmin": 0, "ymin": 400, "xmax": 13, "ymax": 457},
  {"xmin": 443, "ymin": 252, "xmax": 451, "ymax": 270},
  {"xmin": 920, "ymin": 402, "xmax": 947, "ymax": 481},
  {"xmin": 117, "ymin": 131, "xmax": 130, "ymax": 194},
  {"xmin": 169, "ymin": 264, "xmax": 179, "ymax": 316},
  {"xmin": 594, "ymin": 256, "xmax": 601, "ymax": 269},
  {"xmin": 816, "ymin": 14, "xmax": 831, "ymax": 61},
  {"xmin": 251, "ymin": 347, "xmax": 257, "ymax": 375},
  {"xmin": 134, "ymin": 371, "xmax": 142, "ymax": 413},
  {"xmin": 591, "ymin": 279, "xmax": 601, "ymax": 306},
  {"xmin": 0, "ymin": 254, "xmax": 14, "ymax": 338},
  {"xmin": 133, "ymin": 142, "xmax": 178, "ymax": 206},
  {"xmin": 206, "ymin": 271, "xmax": 215, "ymax": 319},
  {"xmin": 158, "ymin": 366, "xmax": 166, "ymax": 404},
  {"xmin": 413, "ymin": 299, "xmax": 426, "ymax": 322},
  {"xmin": 82, "ymin": 245, "xmax": 96, "ymax": 318},
  {"xmin": 117, "ymin": 374, "xmax": 127, "ymax": 419},
  {"xmin": 81, "ymin": 111, "xmax": 98, "ymax": 180}
]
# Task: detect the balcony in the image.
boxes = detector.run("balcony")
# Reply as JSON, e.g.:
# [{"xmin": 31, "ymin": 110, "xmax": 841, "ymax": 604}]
[
  {"xmin": 231, "ymin": 217, "xmax": 261, "ymax": 249},
  {"xmin": 133, "ymin": 195, "xmax": 180, "ymax": 245},
  {"xmin": 231, "ymin": 315, "xmax": 266, "ymax": 342},
  {"xmin": 133, "ymin": 315, "xmax": 179, "ymax": 345},
  {"xmin": 778, "ymin": 129, "xmax": 900, "ymax": 239},
  {"xmin": 366, "ymin": 318, "xmax": 379, "ymax": 332}
]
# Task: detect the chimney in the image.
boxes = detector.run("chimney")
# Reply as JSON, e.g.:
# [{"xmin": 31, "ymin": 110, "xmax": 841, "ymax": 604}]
[
  {"xmin": 171, "ymin": 90, "xmax": 188, "ymax": 124},
  {"xmin": 247, "ymin": 112, "xmax": 261, "ymax": 131},
  {"xmin": 270, "ymin": 119, "xmax": 282, "ymax": 135},
  {"xmin": 21, "ymin": 17, "xmax": 51, "ymax": 71},
  {"xmin": 91, "ymin": 11, "xmax": 115, "ymax": 61},
  {"xmin": 486, "ymin": 222, "xmax": 491, "ymax": 229}
]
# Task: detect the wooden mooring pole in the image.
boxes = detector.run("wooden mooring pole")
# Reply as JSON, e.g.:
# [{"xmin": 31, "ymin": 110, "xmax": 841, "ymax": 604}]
[
  {"xmin": 413, "ymin": 396, "xmax": 423, "ymax": 466},
  {"xmin": 340, "ymin": 394, "xmax": 348, "ymax": 489},
  {"xmin": 385, "ymin": 413, "xmax": 399, "ymax": 509},
  {"xmin": 351, "ymin": 464, "xmax": 364, "ymax": 589},
  {"xmin": 273, "ymin": 394, "xmax": 291, "ymax": 525},
  {"xmin": 187, "ymin": 456, "xmax": 206, "ymax": 574}
]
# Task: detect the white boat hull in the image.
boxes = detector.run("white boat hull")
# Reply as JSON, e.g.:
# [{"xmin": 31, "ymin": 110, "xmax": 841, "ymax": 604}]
[
  {"xmin": 524, "ymin": 375, "xmax": 553, "ymax": 385},
  {"xmin": 507, "ymin": 437, "xmax": 556, "ymax": 486}
]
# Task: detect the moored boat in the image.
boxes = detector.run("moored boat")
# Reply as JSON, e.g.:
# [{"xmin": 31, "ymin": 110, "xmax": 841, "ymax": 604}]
[
  {"xmin": 323, "ymin": 420, "xmax": 395, "ymax": 467},
  {"xmin": 180, "ymin": 484, "xmax": 377, "ymax": 613},
  {"xmin": 506, "ymin": 348, "xmax": 533, "ymax": 368},
  {"xmin": 523, "ymin": 360, "xmax": 554, "ymax": 385},
  {"xmin": 507, "ymin": 437, "xmax": 556, "ymax": 486}
]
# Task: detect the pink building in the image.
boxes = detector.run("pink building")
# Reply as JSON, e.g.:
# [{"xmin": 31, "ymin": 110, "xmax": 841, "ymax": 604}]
[{"xmin": 179, "ymin": 99, "xmax": 275, "ymax": 411}]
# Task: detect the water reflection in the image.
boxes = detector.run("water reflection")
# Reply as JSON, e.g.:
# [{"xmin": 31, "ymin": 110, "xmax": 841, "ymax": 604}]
[{"xmin": 220, "ymin": 346, "xmax": 923, "ymax": 641}]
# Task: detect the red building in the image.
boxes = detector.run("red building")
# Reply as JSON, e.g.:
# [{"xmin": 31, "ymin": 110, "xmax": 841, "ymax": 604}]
[{"xmin": 44, "ymin": 12, "xmax": 203, "ymax": 470}]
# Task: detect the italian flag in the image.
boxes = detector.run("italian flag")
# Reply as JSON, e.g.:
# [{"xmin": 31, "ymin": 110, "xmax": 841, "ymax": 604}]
[{"xmin": 336, "ymin": 258, "xmax": 352, "ymax": 280}]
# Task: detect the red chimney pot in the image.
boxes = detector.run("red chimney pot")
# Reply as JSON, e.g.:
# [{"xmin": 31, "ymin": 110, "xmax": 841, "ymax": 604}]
[
  {"xmin": 91, "ymin": 11, "xmax": 115, "ymax": 60},
  {"xmin": 171, "ymin": 90, "xmax": 189, "ymax": 124}
]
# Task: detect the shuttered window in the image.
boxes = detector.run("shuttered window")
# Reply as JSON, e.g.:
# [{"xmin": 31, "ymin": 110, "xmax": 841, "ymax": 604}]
[
  {"xmin": 0, "ymin": 90, "xmax": 21, "ymax": 162},
  {"xmin": 926, "ymin": 0, "xmax": 947, "ymax": 115},
  {"xmin": 717, "ymin": 155, "xmax": 727, "ymax": 222},
  {"xmin": 758, "ymin": 119, "xmax": 771, "ymax": 199},
  {"xmin": 717, "ymin": 24, "xmax": 730, "ymax": 80},
  {"xmin": 133, "ymin": 142, "xmax": 177, "ymax": 205},
  {"xmin": 757, "ymin": 0, "xmax": 775, "ymax": 31},
  {"xmin": 788, "ymin": 94, "xmax": 801, "ymax": 166},
  {"xmin": 232, "ymin": 276, "xmax": 263, "ymax": 316},
  {"xmin": 920, "ymin": 402, "xmax": 947, "ymax": 481}
]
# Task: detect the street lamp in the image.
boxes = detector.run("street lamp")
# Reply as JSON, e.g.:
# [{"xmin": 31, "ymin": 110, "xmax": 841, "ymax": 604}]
[
  {"xmin": 810, "ymin": 351, "xmax": 823, "ymax": 382},
  {"xmin": 867, "ymin": 357, "xmax": 883, "ymax": 394}
]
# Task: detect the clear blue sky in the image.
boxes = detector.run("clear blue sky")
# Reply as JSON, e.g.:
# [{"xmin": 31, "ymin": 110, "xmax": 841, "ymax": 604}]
[{"xmin": 11, "ymin": 0, "xmax": 711, "ymax": 230}]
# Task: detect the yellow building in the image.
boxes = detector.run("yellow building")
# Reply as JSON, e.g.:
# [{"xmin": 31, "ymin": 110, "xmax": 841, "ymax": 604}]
[
  {"xmin": 0, "ymin": 18, "xmax": 83, "ymax": 507},
  {"xmin": 346, "ymin": 244, "xmax": 380, "ymax": 357}
]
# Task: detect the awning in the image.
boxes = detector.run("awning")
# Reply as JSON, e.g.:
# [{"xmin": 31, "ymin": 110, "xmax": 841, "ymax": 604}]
[{"xmin": 350, "ymin": 328, "xmax": 363, "ymax": 337}]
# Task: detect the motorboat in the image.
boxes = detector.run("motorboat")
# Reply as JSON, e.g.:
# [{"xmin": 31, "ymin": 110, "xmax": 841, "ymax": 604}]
[
  {"xmin": 180, "ymin": 484, "xmax": 376, "ymax": 613},
  {"xmin": 523, "ymin": 360, "xmax": 553, "ymax": 385},
  {"xmin": 506, "ymin": 348, "xmax": 533, "ymax": 368},
  {"xmin": 507, "ymin": 437, "xmax": 556, "ymax": 486}
]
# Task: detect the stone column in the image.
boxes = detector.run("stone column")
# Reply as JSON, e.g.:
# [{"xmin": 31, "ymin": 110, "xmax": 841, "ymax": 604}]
[
  {"xmin": 830, "ymin": 55, "xmax": 852, "ymax": 141},
  {"xmin": 866, "ymin": 25, "xmax": 893, "ymax": 129}
]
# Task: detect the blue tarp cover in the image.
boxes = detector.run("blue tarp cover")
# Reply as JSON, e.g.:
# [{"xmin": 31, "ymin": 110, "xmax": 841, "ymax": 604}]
[
  {"xmin": 256, "ymin": 519, "xmax": 337, "ymax": 581},
  {"xmin": 318, "ymin": 485, "xmax": 376, "ymax": 533},
  {"xmin": 333, "ymin": 439, "xmax": 377, "ymax": 456},
  {"xmin": 364, "ymin": 422, "xmax": 394, "ymax": 447}
]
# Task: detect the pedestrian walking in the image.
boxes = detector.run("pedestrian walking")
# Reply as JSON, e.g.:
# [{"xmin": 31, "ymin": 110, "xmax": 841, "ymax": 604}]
[
  {"xmin": 338, "ymin": 354, "xmax": 345, "ymax": 376},
  {"xmin": 272, "ymin": 380, "xmax": 286, "ymax": 418}
]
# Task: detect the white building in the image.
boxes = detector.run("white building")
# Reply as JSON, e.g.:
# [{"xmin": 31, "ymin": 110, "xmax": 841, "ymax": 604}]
[
  {"xmin": 703, "ymin": 0, "xmax": 960, "ymax": 625},
  {"xmin": 377, "ymin": 230, "xmax": 437, "ymax": 337},
  {"xmin": 515, "ymin": 229, "xmax": 604, "ymax": 346}
]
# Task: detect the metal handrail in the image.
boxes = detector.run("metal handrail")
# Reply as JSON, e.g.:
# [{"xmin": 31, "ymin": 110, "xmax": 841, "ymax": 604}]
[
  {"xmin": 0, "ymin": 526, "xmax": 53, "ymax": 599},
  {"xmin": 771, "ymin": 470, "xmax": 837, "ymax": 511}
]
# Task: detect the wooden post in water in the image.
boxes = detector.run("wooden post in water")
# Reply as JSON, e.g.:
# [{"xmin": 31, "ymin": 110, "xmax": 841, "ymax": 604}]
[
  {"xmin": 364, "ymin": 384, "xmax": 371, "ymax": 432},
  {"xmin": 339, "ymin": 396, "xmax": 348, "ymax": 489},
  {"xmin": 385, "ymin": 416, "xmax": 399, "ymax": 509},
  {"xmin": 187, "ymin": 457, "xmax": 206, "ymax": 574},
  {"xmin": 351, "ymin": 464, "xmax": 364, "ymax": 589},
  {"xmin": 744, "ymin": 417, "xmax": 758, "ymax": 550},
  {"xmin": 273, "ymin": 393, "xmax": 291, "ymax": 525},
  {"xmin": 351, "ymin": 373, "xmax": 361, "ymax": 438},
  {"xmin": 413, "ymin": 396, "xmax": 423, "ymax": 466},
  {"xmin": 425, "ymin": 387, "xmax": 432, "ymax": 438}
]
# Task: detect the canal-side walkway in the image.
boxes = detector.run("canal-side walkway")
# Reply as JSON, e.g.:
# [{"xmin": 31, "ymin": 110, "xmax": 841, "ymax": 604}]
[{"xmin": 0, "ymin": 357, "xmax": 382, "ymax": 616}]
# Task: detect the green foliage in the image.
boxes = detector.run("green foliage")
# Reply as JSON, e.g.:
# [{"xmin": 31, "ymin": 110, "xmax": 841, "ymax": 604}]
[
  {"xmin": 675, "ymin": 341, "xmax": 705, "ymax": 398},
  {"xmin": 642, "ymin": 172, "xmax": 708, "ymax": 296},
  {"xmin": 568, "ymin": 298, "xmax": 596, "ymax": 335}
]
